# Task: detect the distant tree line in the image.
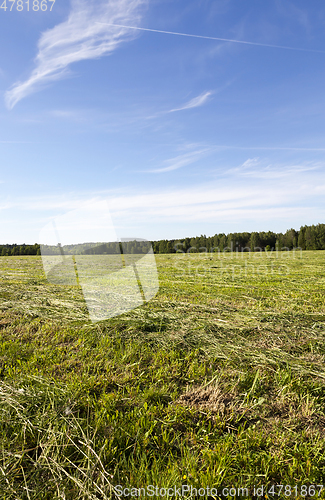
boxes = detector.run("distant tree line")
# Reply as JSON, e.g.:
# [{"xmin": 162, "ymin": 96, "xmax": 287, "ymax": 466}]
[
  {"xmin": 40, "ymin": 241, "xmax": 151, "ymax": 255},
  {"xmin": 151, "ymin": 223, "xmax": 325, "ymax": 253},
  {"xmin": 0, "ymin": 243, "xmax": 40, "ymax": 256},
  {"xmin": 1, "ymin": 224, "xmax": 325, "ymax": 256}
]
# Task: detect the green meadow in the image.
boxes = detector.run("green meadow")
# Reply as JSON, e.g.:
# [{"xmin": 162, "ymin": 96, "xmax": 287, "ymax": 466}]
[{"xmin": 1, "ymin": 250, "xmax": 325, "ymax": 499}]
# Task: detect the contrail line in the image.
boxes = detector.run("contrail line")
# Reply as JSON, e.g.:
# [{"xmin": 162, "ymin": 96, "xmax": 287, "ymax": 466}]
[{"xmin": 96, "ymin": 22, "xmax": 325, "ymax": 54}]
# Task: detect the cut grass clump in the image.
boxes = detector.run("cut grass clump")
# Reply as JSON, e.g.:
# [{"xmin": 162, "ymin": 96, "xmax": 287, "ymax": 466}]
[{"xmin": 0, "ymin": 377, "xmax": 116, "ymax": 499}]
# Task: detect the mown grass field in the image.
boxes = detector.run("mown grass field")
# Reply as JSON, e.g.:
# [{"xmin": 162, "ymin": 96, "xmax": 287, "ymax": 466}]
[{"xmin": 1, "ymin": 250, "xmax": 325, "ymax": 499}]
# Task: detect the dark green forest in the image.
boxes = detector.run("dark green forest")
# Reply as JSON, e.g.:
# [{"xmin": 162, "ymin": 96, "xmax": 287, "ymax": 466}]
[
  {"xmin": 0, "ymin": 243, "xmax": 41, "ymax": 256},
  {"xmin": 152, "ymin": 223, "xmax": 325, "ymax": 254},
  {"xmin": 1, "ymin": 223, "xmax": 325, "ymax": 256}
]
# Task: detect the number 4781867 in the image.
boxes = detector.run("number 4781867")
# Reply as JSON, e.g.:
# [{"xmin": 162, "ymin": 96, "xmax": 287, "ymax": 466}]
[{"xmin": 0, "ymin": 0, "xmax": 56, "ymax": 11}]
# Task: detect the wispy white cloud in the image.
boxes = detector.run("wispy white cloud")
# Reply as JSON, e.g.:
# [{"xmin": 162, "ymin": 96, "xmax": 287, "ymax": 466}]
[
  {"xmin": 105, "ymin": 171, "xmax": 325, "ymax": 225},
  {"xmin": 241, "ymin": 157, "xmax": 260, "ymax": 169},
  {"xmin": 227, "ymin": 157, "xmax": 323, "ymax": 179},
  {"xmin": 5, "ymin": 0, "xmax": 146, "ymax": 109},
  {"xmin": 2, "ymin": 159, "xmax": 325, "ymax": 242},
  {"xmin": 143, "ymin": 91, "xmax": 213, "ymax": 121},
  {"xmin": 146, "ymin": 148, "xmax": 210, "ymax": 173},
  {"xmin": 169, "ymin": 91, "xmax": 212, "ymax": 113},
  {"xmin": 9, "ymin": 159, "xmax": 325, "ymax": 216}
]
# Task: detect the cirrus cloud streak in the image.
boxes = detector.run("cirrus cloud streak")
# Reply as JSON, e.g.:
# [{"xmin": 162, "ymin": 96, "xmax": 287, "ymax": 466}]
[
  {"xmin": 169, "ymin": 91, "xmax": 212, "ymax": 113},
  {"xmin": 5, "ymin": 0, "xmax": 146, "ymax": 109}
]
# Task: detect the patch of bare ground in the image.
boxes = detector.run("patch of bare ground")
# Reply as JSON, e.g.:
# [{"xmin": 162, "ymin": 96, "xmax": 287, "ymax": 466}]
[
  {"xmin": 175, "ymin": 385, "xmax": 240, "ymax": 418},
  {"xmin": 265, "ymin": 393, "xmax": 325, "ymax": 433},
  {"xmin": 176, "ymin": 384, "xmax": 325, "ymax": 437}
]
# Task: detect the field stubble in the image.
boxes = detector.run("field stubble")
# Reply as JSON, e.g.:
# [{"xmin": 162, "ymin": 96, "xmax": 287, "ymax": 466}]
[{"xmin": 0, "ymin": 251, "xmax": 325, "ymax": 498}]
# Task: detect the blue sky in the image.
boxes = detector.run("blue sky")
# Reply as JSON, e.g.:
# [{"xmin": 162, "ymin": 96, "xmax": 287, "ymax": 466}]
[{"xmin": 1, "ymin": 0, "xmax": 325, "ymax": 244}]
